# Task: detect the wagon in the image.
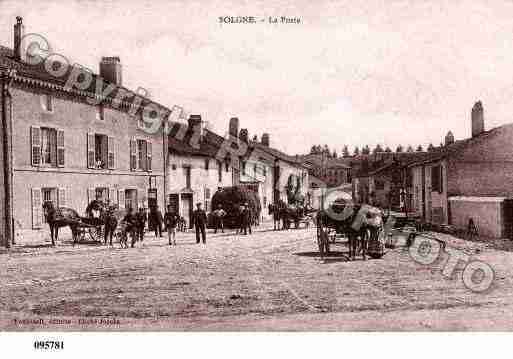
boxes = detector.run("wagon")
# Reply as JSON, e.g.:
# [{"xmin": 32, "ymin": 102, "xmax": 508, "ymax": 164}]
[
  {"xmin": 316, "ymin": 201, "xmax": 385, "ymax": 260},
  {"xmin": 72, "ymin": 217, "xmax": 104, "ymax": 245}
]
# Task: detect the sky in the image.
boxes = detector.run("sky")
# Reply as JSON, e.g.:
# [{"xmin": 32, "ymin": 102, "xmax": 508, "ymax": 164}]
[{"xmin": 2, "ymin": 0, "xmax": 513, "ymax": 155}]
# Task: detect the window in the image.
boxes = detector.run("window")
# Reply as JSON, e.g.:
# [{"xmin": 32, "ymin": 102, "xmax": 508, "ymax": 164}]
[
  {"xmin": 88, "ymin": 133, "xmax": 114, "ymax": 169},
  {"xmin": 42, "ymin": 188, "xmax": 57, "ymax": 223},
  {"xmin": 31, "ymin": 126, "xmax": 65, "ymax": 167},
  {"xmin": 225, "ymin": 161, "xmax": 229, "ymax": 172},
  {"xmin": 263, "ymin": 196, "xmax": 267, "ymax": 207},
  {"xmin": 41, "ymin": 127, "xmax": 56, "ymax": 166},
  {"xmin": 263, "ymin": 166, "xmax": 267, "ymax": 177},
  {"xmin": 125, "ymin": 189, "xmax": 138, "ymax": 210},
  {"xmin": 41, "ymin": 94, "xmax": 53, "ymax": 112},
  {"xmin": 242, "ymin": 161, "xmax": 247, "ymax": 175},
  {"xmin": 172, "ymin": 164, "xmax": 177, "ymax": 170},
  {"xmin": 205, "ymin": 158, "xmax": 210, "ymax": 170},
  {"xmin": 205, "ymin": 187, "xmax": 211, "ymax": 211},
  {"xmin": 129, "ymin": 139, "xmax": 151, "ymax": 171},
  {"xmin": 431, "ymin": 165, "xmax": 443, "ymax": 193},
  {"xmin": 217, "ymin": 160, "xmax": 222, "ymax": 183},
  {"xmin": 253, "ymin": 163, "xmax": 257, "ymax": 177},
  {"xmin": 95, "ymin": 187, "xmax": 109, "ymax": 202}
]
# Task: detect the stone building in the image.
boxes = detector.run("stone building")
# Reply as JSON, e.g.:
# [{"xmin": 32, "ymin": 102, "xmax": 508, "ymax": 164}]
[
  {"xmin": 406, "ymin": 101, "xmax": 513, "ymax": 237},
  {"xmin": 166, "ymin": 115, "xmax": 234, "ymax": 226},
  {"xmin": 0, "ymin": 18, "xmax": 169, "ymax": 245}
]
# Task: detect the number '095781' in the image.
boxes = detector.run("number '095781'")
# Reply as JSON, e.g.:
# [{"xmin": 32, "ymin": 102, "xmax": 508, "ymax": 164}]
[{"xmin": 34, "ymin": 341, "xmax": 64, "ymax": 350}]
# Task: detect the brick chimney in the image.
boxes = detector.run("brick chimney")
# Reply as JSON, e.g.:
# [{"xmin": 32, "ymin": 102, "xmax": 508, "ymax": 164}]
[
  {"xmin": 100, "ymin": 56, "xmax": 122, "ymax": 85},
  {"xmin": 239, "ymin": 128, "xmax": 248, "ymax": 143},
  {"xmin": 229, "ymin": 117, "xmax": 239, "ymax": 138},
  {"xmin": 261, "ymin": 133, "xmax": 270, "ymax": 147},
  {"xmin": 471, "ymin": 101, "xmax": 484, "ymax": 137},
  {"xmin": 188, "ymin": 114, "xmax": 202, "ymax": 132},
  {"xmin": 445, "ymin": 131, "xmax": 454, "ymax": 146},
  {"xmin": 13, "ymin": 16, "xmax": 24, "ymax": 61}
]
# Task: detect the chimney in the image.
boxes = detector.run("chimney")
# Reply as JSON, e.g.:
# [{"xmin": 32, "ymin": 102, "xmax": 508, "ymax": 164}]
[
  {"xmin": 188, "ymin": 114, "xmax": 203, "ymax": 142},
  {"xmin": 100, "ymin": 56, "xmax": 122, "ymax": 85},
  {"xmin": 13, "ymin": 16, "xmax": 24, "ymax": 61},
  {"xmin": 445, "ymin": 131, "xmax": 454, "ymax": 146},
  {"xmin": 471, "ymin": 101, "xmax": 484, "ymax": 137},
  {"xmin": 229, "ymin": 117, "xmax": 239, "ymax": 138},
  {"xmin": 261, "ymin": 133, "xmax": 270, "ymax": 147},
  {"xmin": 239, "ymin": 128, "xmax": 248, "ymax": 143}
]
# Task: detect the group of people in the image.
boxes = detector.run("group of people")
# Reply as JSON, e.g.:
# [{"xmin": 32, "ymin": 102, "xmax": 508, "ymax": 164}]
[{"xmin": 86, "ymin": 197, "xmax": 261, "ymax": 248}]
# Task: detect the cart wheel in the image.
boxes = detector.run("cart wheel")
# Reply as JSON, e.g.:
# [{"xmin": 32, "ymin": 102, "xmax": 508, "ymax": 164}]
[{"xmin": 89, "ymin": 226, "xmax": 104, "ymax": 242}]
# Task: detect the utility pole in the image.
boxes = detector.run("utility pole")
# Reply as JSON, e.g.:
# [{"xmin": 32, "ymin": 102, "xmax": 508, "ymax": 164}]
[{"xmin": 1, "ymin": 69, "xmax": 15, "ymax": 248}]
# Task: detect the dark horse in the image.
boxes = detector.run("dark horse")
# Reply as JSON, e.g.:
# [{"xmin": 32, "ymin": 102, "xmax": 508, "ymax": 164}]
[
  {"xmin": 317, "ymin": 202, "xmax": 383, "ymax": 260},
  {"xmin": 42, "ymin": 201, "xmax": 81, "ymax": 246}
]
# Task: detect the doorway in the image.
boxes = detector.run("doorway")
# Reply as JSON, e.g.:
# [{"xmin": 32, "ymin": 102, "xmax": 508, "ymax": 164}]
[{"xmin": 180, "ymin": 193, "xmax": 193, "ymax": 228}]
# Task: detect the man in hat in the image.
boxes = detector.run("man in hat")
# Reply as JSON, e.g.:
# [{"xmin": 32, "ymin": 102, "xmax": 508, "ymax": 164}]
[
  {"xmin": 192, "ymin": 202, "xmax": 207, "ymax": 244},
  {"xmin": 135, "ymin": 207, "xmax": 147, "ymax": 242},
  {"xmin": 241, "ymin": 202, "xmax": 252, "ymax": 235}
]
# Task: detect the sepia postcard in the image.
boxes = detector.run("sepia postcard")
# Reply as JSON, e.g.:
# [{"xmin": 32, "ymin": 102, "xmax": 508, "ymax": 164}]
[{"xmin": 1, "ymin": 0, "xmax": 513, "ymax": 352}]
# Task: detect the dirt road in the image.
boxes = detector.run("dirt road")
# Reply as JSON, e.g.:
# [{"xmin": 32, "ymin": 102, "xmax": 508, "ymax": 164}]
[{"xmin": 1, "ymin": 223, "xmax": 512, "ymax": 330}]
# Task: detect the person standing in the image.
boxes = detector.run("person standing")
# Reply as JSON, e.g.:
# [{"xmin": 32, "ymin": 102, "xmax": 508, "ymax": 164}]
[
  {"xmin": 164, "ymin": 205, "xmax": 179, "ymax": 245},
  {"xmin": 135, "ymin": 207, "xmax": 147, "ymax": 242},
  {"xmin": 241, "ymin": 203, "xmax": 252, "ymax": 235},
  {"xmin": 122, "ymin": 207, "xmax": 137, "ymax": 248},
  {"xmin": 149, "ymin": 205, "xmax": 164, "ymax": 238},
  {"xmin": 103, "ymin": 202, "xmax": 118, "ymax": 246},
  {"xmin": 213, "ymin": 204, "xmax": 226, "ymax": 234},
  {"xmin": 192, "ymin": 202, "xmax": 207, "ymax": 244}
]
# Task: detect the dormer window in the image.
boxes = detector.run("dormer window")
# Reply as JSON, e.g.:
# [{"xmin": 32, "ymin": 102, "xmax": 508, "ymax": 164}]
[{"xmin": 41, "ymin": 94, "xmax": 53, "ymax": 112}]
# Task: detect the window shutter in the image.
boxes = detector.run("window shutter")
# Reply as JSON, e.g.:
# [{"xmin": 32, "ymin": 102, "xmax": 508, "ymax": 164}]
[
  {"xmin": 87, "ymin": 188, "xmax": 95, "ymax": 204},
  {"xmin": 108, "ymin": 136, "xmax": 115, "ymax": 169},
  {"xmin": 130, "ymin": 139, "xmax": 137, "ymax": 170},
  {"xmin": 147, "ymin": 141, "xmax": 152, "ymax": 172},
  {"xmin": 58, "ymin": 187, "xmax": 66, "ymax": 207},
  {"xmin": 109, "ymin": 188, "xmax": 116, "ymax": 203},
  {"xmin": 118, "ymin": 189, "xmax": 125, "ymax": 209},
  {"xmin": 57, "ymin": 129, "xmax": 65, "ymax": 167},
  {"xmin": 31, "ymin": 126, "xmax": 41, "ymax": 166},
  {"xmin": 87, "ymin": 133, "xmax": 95, "ymax": 168},
  {"xmin": 31, "ymin": 188, "xmax": 43, "ymax": 229}
]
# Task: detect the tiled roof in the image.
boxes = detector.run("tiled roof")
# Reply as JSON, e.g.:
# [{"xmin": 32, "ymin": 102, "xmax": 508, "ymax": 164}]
[
  {"xmin": 251, "ymin": 141, "xmax": 305, "ymax": 166},
  {"xmin": 0, "ymin": 45, "xmax": 170, "ymax": 113},
  {"xmin": 167, "ymin": 127, "xmax": 225, "ymax": 158}
]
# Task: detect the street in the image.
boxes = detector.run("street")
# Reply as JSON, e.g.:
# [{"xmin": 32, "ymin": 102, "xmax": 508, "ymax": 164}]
[{"xmin": 1, "ymin": 222, "xmax": 513, "ymax": 330}]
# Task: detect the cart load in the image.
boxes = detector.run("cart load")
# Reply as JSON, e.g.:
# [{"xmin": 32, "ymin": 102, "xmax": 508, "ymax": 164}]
[{"xmin": 210, "ymin": 186, "xmax": 261, "ymax": 228}]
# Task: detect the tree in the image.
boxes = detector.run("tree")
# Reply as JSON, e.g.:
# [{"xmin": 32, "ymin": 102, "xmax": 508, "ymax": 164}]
[
  {"xmin": 362, "ymin": 145, "xmax": 371, "ymax": 155},
  {"xmin": 406, "ymin": 145, "xmax": 414, "ymax": 152},
  {"xmin": 384, "ymin": 146, "xmax": 392, "ymax": 153},
  {"xmin": 353, "ymin": 146, "xmax": 360, "ymax": 156},
  {"xmin": 416, "ymin": 145, "xmax": 423, "ymax": 152},
  {"xmin": 396, "ymin": 145, "xmax": 404, "ymax": 153},
  {"xmin": 342, "ymin": 145, "xmax": 349, "ymax": 157},
  {"xmin": 427, "ymin": 143, "xmax": 435, "ymax": 152}
]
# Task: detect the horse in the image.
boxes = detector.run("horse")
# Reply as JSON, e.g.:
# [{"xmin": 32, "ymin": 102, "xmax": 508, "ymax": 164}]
[
  {"xmin": 317, "ymin": 202, "xmax": 383, "ymax": 260},
  {"xmin": 42, "ymin": 201, "xmax": 81, "ymax": 246}
]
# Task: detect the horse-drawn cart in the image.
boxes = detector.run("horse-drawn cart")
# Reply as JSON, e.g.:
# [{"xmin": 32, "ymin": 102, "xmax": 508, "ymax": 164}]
[
  {"xmin": 72, "ymin": 218, "xmax": 104, "ymax": 244},
  {"xmin": 316, "ymin": 201, "xmax": 385, "ymax": 260}
]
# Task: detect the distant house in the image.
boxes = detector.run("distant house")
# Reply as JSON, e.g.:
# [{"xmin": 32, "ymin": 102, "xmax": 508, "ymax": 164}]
[
  {"xmin": 406, "ymin": 101, "xmax": 513, "ymax": 238},
  {"xmin": 167, "ymin": 115, "xmax": 233, "ymax": 226},
  {"xmin": 300, "ymin": 154, "xmax": 351, "ymax": 188}
]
